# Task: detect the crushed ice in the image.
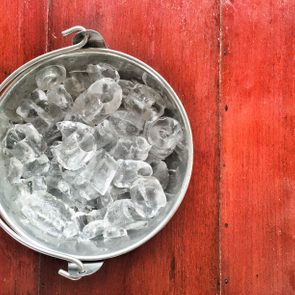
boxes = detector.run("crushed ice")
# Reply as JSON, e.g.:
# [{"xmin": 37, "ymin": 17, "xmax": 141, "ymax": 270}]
[{"xmin": 2, "ymin": 63, "xmax": 184, "ymax": 242}]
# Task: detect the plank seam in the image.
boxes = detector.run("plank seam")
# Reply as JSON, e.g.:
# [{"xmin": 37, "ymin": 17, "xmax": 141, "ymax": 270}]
[
  {"xmin": 218, "ymin": 0, "xmax": 223, "ymax": 294},
  {"xmin": 38, "ymin": 0, "xmax": 51, "ymax": 294},
  {"xmin": 45, "ymin": 0, "xmax": 51, "ymax": 52},
  {"xmin": 37, "ymin": 254, "xmax": 42, "ymax": 295}
]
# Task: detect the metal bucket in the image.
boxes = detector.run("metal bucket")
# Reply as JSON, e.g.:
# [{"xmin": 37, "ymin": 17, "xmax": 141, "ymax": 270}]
[{"xmin": 0, "ymin": 26, "xmax": 193, "ymax": 280}]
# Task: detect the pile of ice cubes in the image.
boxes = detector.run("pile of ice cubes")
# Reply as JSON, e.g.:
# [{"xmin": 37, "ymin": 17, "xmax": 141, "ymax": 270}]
[{"xmin": 2, "ymin": 63, "xmax": 184, "ymax": 242}]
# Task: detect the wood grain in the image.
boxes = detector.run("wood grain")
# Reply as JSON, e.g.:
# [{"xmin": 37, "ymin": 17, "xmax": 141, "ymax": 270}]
[
  {"xmin": 38, "ymin": 0, "xmax": 221, "ymax": 294},
  {"xmin": 0, "ymin": 0, "xmax": 48, "ymax": 294},
  {"xmin": 1, "ymin": 0, "xmax": 294, "ymax": 294},
  {"xmin": 220, "ymin": 0, "xmax": 295, "ymax": 294}
]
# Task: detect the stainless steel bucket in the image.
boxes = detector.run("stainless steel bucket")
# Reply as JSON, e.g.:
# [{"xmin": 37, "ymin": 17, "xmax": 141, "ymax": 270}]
[{"xmin": 0, "ymin": 26, "xmax": 193, "ymax": 280}]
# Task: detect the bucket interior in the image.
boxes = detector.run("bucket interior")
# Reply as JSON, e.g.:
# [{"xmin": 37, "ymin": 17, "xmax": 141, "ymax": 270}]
[{"xmin": 0, "ymin": 49, "xmax": 193, "ymax": 260}]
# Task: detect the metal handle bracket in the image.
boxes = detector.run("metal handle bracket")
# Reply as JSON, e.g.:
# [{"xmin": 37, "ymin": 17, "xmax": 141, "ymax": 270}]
[
  {"xmin": 0, "ymin": 216, "xmax": 104, "ymax": 280},
  {"xmin": 59, "ymin": 261, "xmax": 104, "ymax": 280},
  {"xmin": 72, "ymin": 29, "xmax": 107, "ymax": 48}
]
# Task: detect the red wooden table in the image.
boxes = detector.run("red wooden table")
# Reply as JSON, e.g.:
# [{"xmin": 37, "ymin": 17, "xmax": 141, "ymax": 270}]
[{"xmin": 0, "ymin": 1, "xmax": 294, "ymax": 294}]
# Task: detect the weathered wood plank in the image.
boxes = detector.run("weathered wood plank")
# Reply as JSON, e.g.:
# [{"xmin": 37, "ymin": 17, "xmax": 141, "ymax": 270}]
[
  {"xmin": 39, "ymin": 1, "xmax": 220, "ymax": 294},
  {"xmin": 0, "ymin": 0, "xmax": 48, "ymax": 293},
  {"xmin": 221, "ymin": 0, "xmax": 295, "ymax": 294}
]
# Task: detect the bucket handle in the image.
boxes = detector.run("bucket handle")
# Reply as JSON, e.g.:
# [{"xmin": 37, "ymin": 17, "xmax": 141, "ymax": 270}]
[
  {"xmin": 0, "ymin": 217, "xmax": 104, "ymax": 280},
  {"xmin": 0, "ymin": 26, "xmax": 107, "ymax": 280}
]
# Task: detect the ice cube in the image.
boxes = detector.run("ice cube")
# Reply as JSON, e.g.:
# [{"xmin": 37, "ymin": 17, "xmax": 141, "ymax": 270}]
[
  {"xmin": 8, "ymin": 157, "xmax": 23, "ymax": 183},
  {"xmin": 12, "ymin": 141, "xmax": 36, "ymax": 163},
  {"xmin": 98, "ymin": 191, "xmax": 113, "ymax": 207},
  {"xmin": 86, "ymin": 63, "xmax": 120, "ymax": 82},
  {"xmin": 73, "ymin": 209, "xmax": 107, "ymax": 228},
  {"xmin": 43, "ymin": 125, "xmax": 62, "ymax": 146},
  {"xmin": 47, "ymin": 103, "xmax": 66, "ymax": 123},
  {"xmin": 118, "ymin": 79, "xmax": 135, "ymax": 99},
  {"xmin": 108, "ymin": 186, "xmax": 131, "ymax": 201},
  {"xmin": 75, "ymin": 184, "xmax": 97, "ymax": 201},
  {"xmin": 3, "ymin": 123, "xmax": 47, "ymax": 162},
  {"xmin": 3, "ymin": 125, "xmax": 26, "ymax": 150},
  {"xmin": 125, "ymin": 220, "xmax": 148, "ymax": 231},
  {"xmin": 64, "ymin": 71, "xmax": 92, "ymax": 98},
  {"xmin": 130, "ymin": 176, "xmax": 167, "ymax": 217},
  {"xmin": 159, "ymin": 148, "xmax": 184, "ymax": 193},
  {"xmin": 71, "ymin": 78, "xmax": 122, "ymax": 125},
  {"xmin": 108, "ymin": 110, "xmax": 144, "ymax": 136},
  {"xmin": 72, "ymin": 212, "xmax": 89, "ymax": 230},
  {"xmin": 93, "ymin": 120, "xmax": 118, "ymax": 149},
  {"xmin": 22, "ymin": 154, "xmax": 50, "ymax": 178},
  {"xmin": 103, "ymin": 227, "xmax": 127, "ymax": 239},
  {"xmin": 56, "ymin": 121, "xmax": 94, "ymax": 138},
  {"xmin": 80, "ymin": 150, "xmax": 118, "ymax": 195},
  {"xmin": 19, "ymin": 176, "xmax": 47, "ymax": 194},
  {"xmin": 86, "ymin": 208, "xmax": 107, "ymax": 222},
  {"xmin": 124, "ymin": 83, "xmax": 165, "ymax": 121},
  {"xmin": 142, "ymin": 72, "xmax": 159, "ymax": 89},
  {"xmin": 45, "ymin": 175, "xmax": 84, "ymax": 211},
  {"xmin": 81, "ymin": 219, "xmax": 106, "ymax": 239},
  {"xmin": 85, "ymin": 77, "xmax": 121, "ymax": 117},
  {"xmin": 35, "ymin": 65, "xmax": 66, "ymax": 91},
  {"xmin": 109, "ymin": 136, "xmax": 151, "ymax": 160},
  {"xmin": 56, "ymin": 179, "xmax": 72, "ymax": 195},
  {"xmin": 48, "ymin": 182, "xmax": 85, "ymax": 211},
  {"xmin": 51, "ymin": 126, "xmax": 96, "ymax": 170},
  {"xmin": 63, "ymin": 222, "xmax": 79, "ymax": 239},
  {"xmin": 151, "ymin": 161, "xmax": 169, "ymax": 189},
  {"xmin": 30, "ymin": 89, "xmax": 49, "ymax": 110},
  {"xmin": 47, "ymin": 85, "xmax": 73, "ymax": 110},
  {"xmin": 30, "ymin": 88, "xmax": 48, "ymax": 110},
  {"xmin": 72, "ymin": 183, "xmax": 102, "ymax": 201},
  {"xmin": 16, "ymin": 101, "xmax": 55, "ymax": 136},
  {"xmin": 104, "ymin": 199, "xmax": 145, "ymax": 226},
  {"xmin": 31, "ymin": 117, "xmax": 53, "ymax": 136},
  {"xmin": 16, "ymin": 89, "xmax": 67, "ymax": 136},
  {"xmin": 20, "ymin": 192, "xmax": 73, "ymax": 238},
  {"xmin": 16, "ymin": 100, "xmax": 51, "ymax": 123},
  {"xmin": 24, "ymin": 176, "xmax": 47, "ymax": 192},
  {"xmin": 46, "ymin": 161, "xmax": 63, "ymax": 189},
  {"xmin": 165, "ymin": 168, "xmax": 181, "ymax": 195},
  {"xmin": 62, "ymin": 168, "xmax": 85, "ymax": 187},
  {"xmin": 113, "ymin": 159, "xmax": 153, "ymax": 188},
  {"xmin": 144, "ymin": 117, "xmax": 183, "ymax": 160},
  {"xmin": 16, "ymin": 100, "xmax": 39, "ymax": 121},
  {"xmin": 16, "ymin": 124, "xmax": 47, "ymax": 154}
]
